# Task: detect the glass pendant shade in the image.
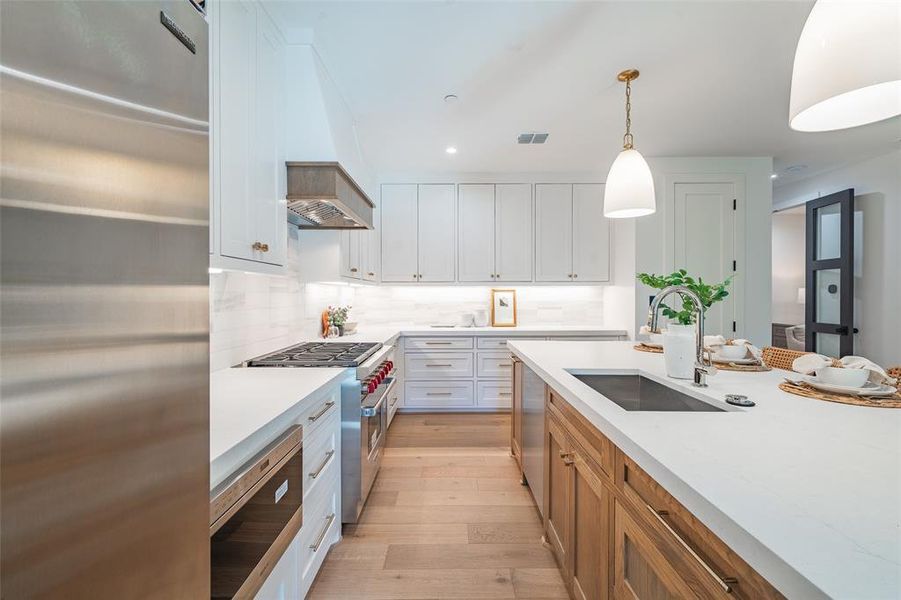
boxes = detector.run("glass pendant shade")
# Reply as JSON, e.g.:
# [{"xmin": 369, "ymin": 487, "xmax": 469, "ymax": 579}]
[
  {"xmin": 789, "ymin": 0, "xmax": 901, "ymax": 132},
  {"xmin": 604, "ymin": 148, "xmax": 656, "ymax": 218}
]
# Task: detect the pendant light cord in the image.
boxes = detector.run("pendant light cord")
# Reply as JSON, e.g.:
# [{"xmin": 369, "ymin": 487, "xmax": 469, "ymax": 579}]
[{"xmin": 623, "ymin": 78, "xmax": 634, "ymax": 150}]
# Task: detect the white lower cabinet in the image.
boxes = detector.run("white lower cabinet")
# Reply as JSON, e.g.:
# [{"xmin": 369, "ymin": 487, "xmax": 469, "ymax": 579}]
[
  {"xmin": 405, "ymin": 381, "xmax": 475, "ymax": 409},
  {"xmin": 404, "ymin": 352, "xmax": 474, "ymax": 379},
  {"xmin": 477, "ymin": 381, "xmax": 513, "ymax": 409},
  {"xmin": 297, "ymin": 466, "xmax": 340, "ymax": 597},
  {"xmin": 476, "ymin": 351, "xmax": 513, "ymax": 378}
]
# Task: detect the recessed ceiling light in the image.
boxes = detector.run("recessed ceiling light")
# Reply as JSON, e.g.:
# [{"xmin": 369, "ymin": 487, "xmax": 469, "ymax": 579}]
[
  {"xmin": 785, "ymin": 164, "xmax": 808, "ymax": 173},
  {"xmin": 770, "ymin": 173, "xmax": 779, "ymax": 179},
  {"xmin": 445, "ymin": 146, "xmax": 457, "ymax": 154},
  {"xmin": 443, "ymin": 94, "xmax": 458, "ymax": 104}
]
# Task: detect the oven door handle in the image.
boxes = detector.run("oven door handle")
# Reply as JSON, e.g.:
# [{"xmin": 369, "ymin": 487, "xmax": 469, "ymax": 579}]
[{"xmin": 361, "ymin": 377, "xmax": 395, "ymax": 417}]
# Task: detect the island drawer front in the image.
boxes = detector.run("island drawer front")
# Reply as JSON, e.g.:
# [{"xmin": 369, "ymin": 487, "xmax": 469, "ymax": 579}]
[
  {"xmin": 547, "ymin": 388, "xmax": 614, "ymax": 479},
  {"xmin": 617, "ymin": 452, "xmax": 785, "ymax": 600},
  {"xmin": 476, "ymin": 381, "xmax": 512, "ymax": 408},
  {"xmin": 404, "ymin": 352, "xmax": 474, "ymax": 379},
  {"xmin": 302, "ymin": 409, "xmax": 339, "ymax": 501},
  {"xmin": 476, "ymin": 336, "xmax": 546, "ymax": 349},
  {"xmin": 298, "ymin": 466, "xmax": 340, "ymax": 596},
  {"xmin": 405, "ymin": 337, "xmax": 474, "ymax": 351},
  {"xmin": 297, "ymin": 386, "xmax": 340, "ymax": 438},
  {"xmin": 404, "ymin": 381, "xmax": 474, "ymax": 408},
  {"xmin": 476, "ymin": 351, "xmax": 514, "ymax": 378}
]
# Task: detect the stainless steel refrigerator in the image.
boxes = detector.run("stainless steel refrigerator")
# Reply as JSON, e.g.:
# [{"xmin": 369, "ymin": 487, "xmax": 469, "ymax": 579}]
[{"xmin": 0, "ymin": 1, "xmax": 210, "ymax": 597}]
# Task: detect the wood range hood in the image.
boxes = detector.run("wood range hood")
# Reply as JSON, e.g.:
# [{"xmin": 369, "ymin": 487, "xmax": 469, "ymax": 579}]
[{"xmin": 285, "ymin": 161, "xmax": 374, "ymax": 230}]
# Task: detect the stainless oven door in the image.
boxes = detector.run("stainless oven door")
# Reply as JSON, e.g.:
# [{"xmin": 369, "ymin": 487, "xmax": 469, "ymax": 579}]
[{"xmin": 360, "ymin": 376, "xmax": 394, "ymax": 504}]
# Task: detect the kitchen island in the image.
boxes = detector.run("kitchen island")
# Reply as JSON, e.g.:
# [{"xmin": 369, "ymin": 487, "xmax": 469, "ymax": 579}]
[{"xmin": 508, "ymin": 340, "xmax": 900, "ymax": 600}]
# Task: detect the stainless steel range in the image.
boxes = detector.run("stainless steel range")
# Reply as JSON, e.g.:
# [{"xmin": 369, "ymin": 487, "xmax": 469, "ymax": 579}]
[{"xmin": 244, "ymin": 340, "xmax": 396, "ymax": 523}]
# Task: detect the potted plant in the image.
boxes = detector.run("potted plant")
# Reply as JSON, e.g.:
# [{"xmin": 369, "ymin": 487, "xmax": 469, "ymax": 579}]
[
  {"xmin": 328, "ymin": 305, "xmax": 351, "ymax": 336},
  {"xmin": 637, "ymin": 270, "xmax": 732, "ymax": 379}
]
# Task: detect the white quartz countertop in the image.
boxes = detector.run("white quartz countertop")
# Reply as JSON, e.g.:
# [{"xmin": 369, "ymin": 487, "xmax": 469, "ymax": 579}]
[
  {"xmin": 327, "ymin": 325, "xmax": 628, "ymax": 346},
  {"xmin": 209, "ymin": 367, "xmax": 350, "ymax": 489},
  {"xmin": 508, "ymin": 340, "xmax": 901, "ymax": 600}
]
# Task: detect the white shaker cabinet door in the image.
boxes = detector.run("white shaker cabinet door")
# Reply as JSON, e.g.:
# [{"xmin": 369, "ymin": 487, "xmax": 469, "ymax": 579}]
[
  {"xmin": 458, "ymin": 184, "xmax": 496, "ymax": 283},
  {"xmin": 217, "ymin": 0, "xmax": 256, "ymax": 262},
  {"xmin": 417, "ymin": 184, "xmax": 456, "ymax": 282},
  {"xmin": 572, "ymin": 183, "xmax": 610, "ymax": 282},
  {"xmin": 495, "ymin": 183, "xmax": 533, "ymax": 282},
  {"xmin": 252, "ymin": 13, "xmax": 286, "ymax": 266},
  {"xmin": 361, "ymin": 204, "xmax": 380, "ymax": 282},
  {"xmin": 339, "ymin": 230, "xmax": 361, "ymax": 279},
  {"xmin": 380, "ymin": 184, "xmax": 419, "ymax": 282},
  {"xmin": 535, "ymin": 184, "xmax": 573, "ymax": 282}
]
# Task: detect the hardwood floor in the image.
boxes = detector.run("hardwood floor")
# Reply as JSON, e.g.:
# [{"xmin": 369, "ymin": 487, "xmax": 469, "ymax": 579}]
[{"xmin": 308, "ymin": 413, "xmax": 567, "ymax": 599}]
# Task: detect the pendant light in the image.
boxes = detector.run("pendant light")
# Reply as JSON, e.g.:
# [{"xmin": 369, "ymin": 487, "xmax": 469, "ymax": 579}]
[
  {"xmin": 604, "ymin": 69, "xmax": 656, "ymax": 219},
  {"xmin": 789, "ymin": 0, "xmax": 901, "ymax": 132}
]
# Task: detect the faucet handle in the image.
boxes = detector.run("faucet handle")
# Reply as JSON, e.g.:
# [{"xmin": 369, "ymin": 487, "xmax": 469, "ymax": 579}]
[{"xmin": 695, "ymin": 362, "xmax": 718, "ymax": 377}]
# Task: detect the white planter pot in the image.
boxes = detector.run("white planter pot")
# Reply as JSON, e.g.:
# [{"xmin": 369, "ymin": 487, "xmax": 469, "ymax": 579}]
[{"xmin": 663, "ymin": 324, "xmax": 696, "ymax": 380}]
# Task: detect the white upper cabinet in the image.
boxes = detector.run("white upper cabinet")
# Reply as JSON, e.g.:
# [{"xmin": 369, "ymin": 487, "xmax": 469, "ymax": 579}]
[
  {"xmin": 458, "ymin": 184, "xmax": 496, "ymax": 282},
  {"xmin": 417, "ymin": 184, "xmax": 456, "ymax": 282},
  {"xmin": 339, "ymin": 229, "xmax": 361, "ymax": 279},
  {"xmin": 361, "ymin": 204, "xmax": 380, "ymax": 282},
  {"xmin": 380, "ymin": 184, "xmax": 419, "ymax": 282},
  {"xmin": 535, "ymin": 184, "xmax": 574, "ymax": 282},
  {"xmin": 213, "ymin": 0, "xmax": 286, "ymax": 270},
  {"xmin": 572, "ymin": 184, "xmax": 610, "ymax": 282},
  {"xmin": 495, "ymin": 184, "xmax": 533, "ymax": 282},
  {"xmin": 216, "ymin": 0, "xmax": 255, "ymax": 262}
]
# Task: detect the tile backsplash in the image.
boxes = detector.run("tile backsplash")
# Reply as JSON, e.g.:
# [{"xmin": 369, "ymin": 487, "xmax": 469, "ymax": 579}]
[{"xmin": 210, "ymin": 235, "xmax": 623, "ymax": 370}]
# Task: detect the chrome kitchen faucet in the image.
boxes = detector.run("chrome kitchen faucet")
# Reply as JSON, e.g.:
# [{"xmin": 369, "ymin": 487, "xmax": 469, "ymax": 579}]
[{"xmin": 647, "ymin": 285, "xmax": 717, "ymax": 387}]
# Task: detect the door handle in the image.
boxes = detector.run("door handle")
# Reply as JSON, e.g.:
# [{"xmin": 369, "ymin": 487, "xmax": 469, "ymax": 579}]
[
  {"xmin": 309, "ymin": 450, "xmax": 335, "ymax": 479},
  {"xmin": 309, "ymin": 513, "xmax": 336, "ymax": 552},
  {"xmin": 308, "ymin": 401, "xmax": 335, "ymax": 422}
]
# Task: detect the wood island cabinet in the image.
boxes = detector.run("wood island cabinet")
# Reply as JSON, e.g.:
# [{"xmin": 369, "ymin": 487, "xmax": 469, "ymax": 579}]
[{"xmin": 523, "ymin": 386, "xmax": 785, "ymax": 600}]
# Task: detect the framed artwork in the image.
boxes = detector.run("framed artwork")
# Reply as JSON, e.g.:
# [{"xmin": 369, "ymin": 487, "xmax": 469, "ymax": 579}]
[{"xmin": 490, "ymin": 289, "xmax": 517, "ymax": 327}]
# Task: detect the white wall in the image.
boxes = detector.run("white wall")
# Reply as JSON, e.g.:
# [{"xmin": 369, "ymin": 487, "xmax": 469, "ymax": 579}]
[
  {"xmin": 634, "ymin": 157, "xmax": 773, "ymax": 345},
  {"xmin": 773, "ymin": 150, "xmax": 901, "ymax": 366},
  {"xmin": 771, "ymin": 210, "xmax": 805, "ymax": 325}
]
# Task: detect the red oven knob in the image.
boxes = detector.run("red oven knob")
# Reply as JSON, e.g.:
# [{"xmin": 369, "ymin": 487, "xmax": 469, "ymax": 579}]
[{"xmin": 366, "ymin": 380, "xmax": 377, "ymax": 394}]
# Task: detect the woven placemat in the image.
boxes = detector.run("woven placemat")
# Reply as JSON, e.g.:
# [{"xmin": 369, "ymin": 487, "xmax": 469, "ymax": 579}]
[
  {"xmin": 779, "ymin": 381, "xmax": 901, "ymax": 408},
  {"xmin": 633, "ymin": 344, "xmax": 663, "ymax": 354}
]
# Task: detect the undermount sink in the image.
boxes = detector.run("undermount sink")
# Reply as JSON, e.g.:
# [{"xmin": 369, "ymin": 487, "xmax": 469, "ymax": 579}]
[{"xmin": 567, "ymin": 373, "xmax": 727, "ymax": 412}]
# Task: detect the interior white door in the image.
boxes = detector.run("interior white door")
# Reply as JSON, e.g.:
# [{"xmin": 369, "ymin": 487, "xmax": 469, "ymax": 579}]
[
  {"xmin": 673, "ymin": 182, "xmax": 736, "ymax": 337},
  {"xmin": 253, "ymin": 12, "xmax": 286, "ymax": 266},
  {"xmin": 217, "ymin": 0, "xmax": 256, "ymax": 262},
  {"xmin": 417, "ymin": 184, "xmax": 456, "ymax": 282},
  {"xmin": 458, "ymin": 184, "xmax": 496, "ymax": 282},
  {"xmin": 535, "ymin": 184, "xmax": 573, "ymax": 282},
  {"xmin": 495, "ymin": 184, "xmax": 533, "ymax": 282},
  {"xmin": 572, "ymin": 184, "xmax": 610, "ymax": 282},
  {"xmin": 380, "ymin": 184, "xmax": 419, "ymax": 282}
]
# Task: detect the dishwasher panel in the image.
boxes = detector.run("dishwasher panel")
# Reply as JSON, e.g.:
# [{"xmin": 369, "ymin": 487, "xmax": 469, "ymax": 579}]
[{"xmin": 521, "ymin": 363, "xmax": 546, "ymax": 516}]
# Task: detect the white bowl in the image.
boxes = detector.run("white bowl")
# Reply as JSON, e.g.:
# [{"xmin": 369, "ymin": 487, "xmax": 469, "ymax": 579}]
[
  {"xmin": 714, "ymin": 344, "xmax": 748, "ymax": 360},
  {"xmin": 815, "ymin": 366, "xmax": 869, "ymax": 388}
]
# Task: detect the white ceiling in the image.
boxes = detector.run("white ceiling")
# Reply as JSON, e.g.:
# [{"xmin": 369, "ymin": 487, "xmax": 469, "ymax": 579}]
[{"xmin": 266, "ymin": 1, "xmax": 901, "ymax": 186}]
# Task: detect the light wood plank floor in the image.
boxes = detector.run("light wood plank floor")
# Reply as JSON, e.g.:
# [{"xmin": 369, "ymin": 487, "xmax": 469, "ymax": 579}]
[{"xmin": 308, "ymin": 413, "xmax": 566, "ymax": 599}]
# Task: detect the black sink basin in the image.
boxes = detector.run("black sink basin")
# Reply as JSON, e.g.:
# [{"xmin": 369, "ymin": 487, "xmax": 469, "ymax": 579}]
[{"xmin": 567, "ymin": 373, "xmax": 726, "ymax": 412}]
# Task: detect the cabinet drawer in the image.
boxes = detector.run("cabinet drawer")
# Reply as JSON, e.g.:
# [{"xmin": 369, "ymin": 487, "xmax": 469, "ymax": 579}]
[
  {"xmin": 476, "ymin": 351, "xmax": 514, "ymax": 378},
  {"xmin": 617, "ymin": 452, "xmax": 784, "ymax": 600},
  {"xmin": 404, "ymin": 352, "xmax": 473, "ymax": 379},
  {"xmin": 547, "ymin": 388, "xmax": 613, "ymax": 479},
  {"xmin": 405, "ymin": 337, "xmax": 474, "ymax": 350},
  {"xmin": 477, "ymin": 336, "xmax": 544, "ymax": 349},
  {"xmin": 476, "ymin": 381, "xmax": 512, "ymax": 408},
  {"xmin": 296, "ymin": 386, "xmax": 340, "ymax": 438},
  {"xmin": 298, "ymin": 467, "xmax": 340, "ymax": 595},
  {"xmin": 302, "ymin": 409, "xmax": 339, "ymax": 501},
  {"xmin": 404, "ymin": 381, "xmax": 474, "ymax": 408}
]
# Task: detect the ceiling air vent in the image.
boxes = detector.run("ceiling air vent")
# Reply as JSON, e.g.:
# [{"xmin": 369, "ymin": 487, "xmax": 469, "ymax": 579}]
[{"xmin": 517, "ymin": 132, "xmax": 549, "ymax": 144}]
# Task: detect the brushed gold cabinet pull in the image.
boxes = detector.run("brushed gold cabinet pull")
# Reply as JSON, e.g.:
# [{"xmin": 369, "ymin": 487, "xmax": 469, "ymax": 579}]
[
  {"xmin": 368, "ymin": 272, "xmax": 375, "ymax": 276},
  {"xmin": 498, "ymin": 363, "xmax": 511, "ymax": 368},
  {"xmin": 426, "ymin": 363, "xmax": 453, "ymax": 367},
  {"xmin": 559, "ymin": 450, "xmax": 574, "ymax": 465},
  {"xmin": 350, "ymin": 267, "xmax": 358, "ymax": 273},
  {"xmin": 567, "ymin": 273, "xmax": 573, "ymax": 278},
  {"xmin": 645, "ymin": 504, "xmax": 737, "ymax": 593},
  {"xmin": 308, "ymin": 401, "xmax": 336, "ymax": 422},
  {"xmin": 309, "ymin": 450, "xmax": 335, "ymax": 479},
  {"xmin": 252, "ymin": 241, "xmax": 263, "ymax": 251},
  {"xmin": 261, "ymin": 243, "xmax": 269, "ymax": 252},
  {"xmin": 426, "ymin": 392, "xmax": 452, "ymax": 396},
  {"xmin": 572, "ymin": 273, "xmax": 578, "ymax": 278},
  {"xmin": 310, "ymin": 513, "xmax": 336, "ymax": 552}
]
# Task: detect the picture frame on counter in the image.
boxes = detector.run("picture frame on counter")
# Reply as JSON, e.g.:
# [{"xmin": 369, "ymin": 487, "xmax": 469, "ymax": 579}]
[{"xmin": 490, "ymin": 288, "xmax": 517, "ymax": 327}]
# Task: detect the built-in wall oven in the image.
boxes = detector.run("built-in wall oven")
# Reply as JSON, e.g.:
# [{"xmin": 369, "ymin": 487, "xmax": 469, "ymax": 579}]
[{"xmin": 209, "ymin": 426, "xmax": 303, "ymax": 599}]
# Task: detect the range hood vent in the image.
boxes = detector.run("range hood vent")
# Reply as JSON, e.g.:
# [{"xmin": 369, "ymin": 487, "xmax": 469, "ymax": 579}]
[{"xmin": 286, "ymin": 162, "xmax": 374, "ymax": 229}]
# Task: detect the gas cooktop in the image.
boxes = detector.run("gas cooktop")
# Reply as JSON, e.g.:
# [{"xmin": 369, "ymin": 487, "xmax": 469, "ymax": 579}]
[{"xmin": 244, "ymin": 341, "xmax": 382, "ymax": 368}]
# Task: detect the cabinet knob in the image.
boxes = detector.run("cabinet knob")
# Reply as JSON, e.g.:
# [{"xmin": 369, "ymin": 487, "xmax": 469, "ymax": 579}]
[
  {"xmin": 572, "ymin": 273, "xmax": 577, "ymax": 278},
  {"xmin": 350, "ymin": 267, "xmax": 358, "ymax": 273},
  {"xmin": 252, "ymin": 241, "xmax": 262, "ymax": 251},
  {"xmin": 567, "ymin": 273, "xmax": 573, "ymax": 278},
  {"xmin": 368, "ymin": 272, "xmax": 375, "ymax": 277},
  {"xmin": 418, "ymin": 273, "xmax": 423, "ymax": 279},
  {"xmin": 495, "ymin": 274, "xmax": 500, "ymax": 279}
]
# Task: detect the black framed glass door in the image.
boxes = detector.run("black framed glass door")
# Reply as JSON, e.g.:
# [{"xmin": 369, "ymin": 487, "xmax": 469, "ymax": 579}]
[{"xmin": 805, "ymin": 189, "xmax": 854, "ymax": 357}]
